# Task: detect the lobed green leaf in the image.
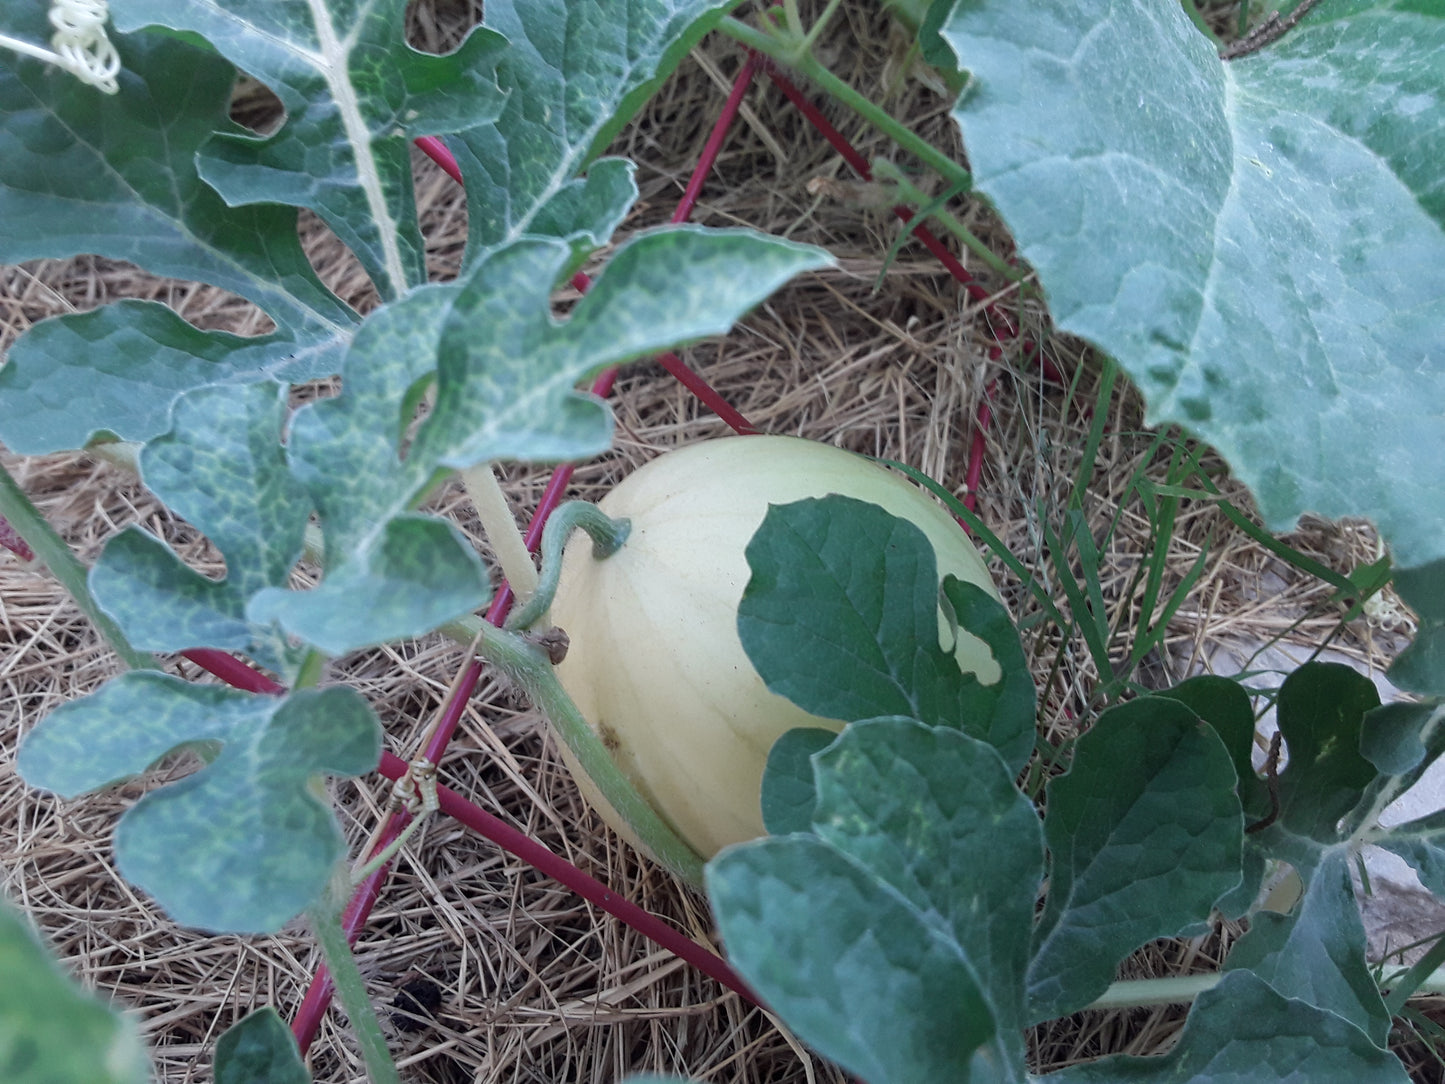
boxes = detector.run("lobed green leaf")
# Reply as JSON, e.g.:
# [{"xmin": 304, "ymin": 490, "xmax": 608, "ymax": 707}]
[
  {"xmin": 1027, "ymin": 697, "xmax": 1243, "ymax": 1022},
  {"xmin": 417, "ymin": 228, "xmax": 832, "ymax": 469},
  {"xmin": 941, "ymin": 0, "xmax": 1445, "ymax": 576},
  {"xmin": 0, "ymin": 17, "xmax": 356, "ymax": 454},
  {"xmin": 450, "ymin": 0, "xmax": 742, "ymax": 268},
  {"xmin": 738, "ymin": 496, "xmax": 1035, "ymax": 772},
  {"xmin": 113, "ymin": 0, "xmax": 508, "ymax": 300},
  {"xmin": 264, "ymin": 231, "xmax": 827, "ymax": 656},
  {"xmin": 88, "ymin": 382, "xmax": 312, "ymax": 676},
  {"xmin": 17, "ymin": 673, "xmax": 380, "ymax": 934}
]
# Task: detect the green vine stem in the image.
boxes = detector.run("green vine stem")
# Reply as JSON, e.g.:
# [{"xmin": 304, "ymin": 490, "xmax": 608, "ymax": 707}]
[
  {"xmin": 791, "ymin": 0, "xmax": 846, "ymax": 56},
  {"xmin": 717, "ymin": 15, "xmax": 972, "ymax": 193},
  {"xmin": 0, "ymin": 460, "xmax": 155, "ymax": 672},
  {"xmin": 868, "ymin": 159, "xmax": 1030, "ymax": 285},
  {"xmin": 440, "ymin": 612, "xmax": 706, "ymax": 887},
  {"xmin": 309, "ymin": 869, "xmax": 404, "ymax": 1084},
  {"xmin": 505, "ymin": 500, "xmax": 630, "ymax": 631}
]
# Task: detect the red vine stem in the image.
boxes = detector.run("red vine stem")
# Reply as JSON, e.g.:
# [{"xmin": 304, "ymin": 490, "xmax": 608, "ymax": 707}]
[
  {"xmin": 178, "ymin": 649, "xmax": 761, "ymax": 1015},
  {"xmin": 757, "ymin": 57, "xmax": 1066, "ymax": 517},
  {"xmin": 0, "ymin": 513, "xmax": 35, "ymax": 562},
  {"xmin": 373, "ymin": 750, "xmax": 759, "ymax": 1003}
]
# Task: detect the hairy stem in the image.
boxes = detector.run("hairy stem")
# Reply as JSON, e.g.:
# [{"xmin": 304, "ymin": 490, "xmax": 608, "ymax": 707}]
[
  {"xmin": 0, "ymin": 461, "xmax": 155, "ymax": 672},
  {"xmin": 1089, "ymin": 973, "xmax": 1221, "ymax": 1009},
  {"xmin": 796, "ymin": 0, "xmax": 846, "ymax": 55},
  {"xmin": 442, "ymin": 613, "xmax": 705, "ymax": 887},
  {"xmin": 505, "ymin": 500, "xmax": 630, "ymax": 631}
]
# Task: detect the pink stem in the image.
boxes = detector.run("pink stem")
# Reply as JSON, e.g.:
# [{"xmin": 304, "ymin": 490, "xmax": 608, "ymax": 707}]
[
  {"xmin": 414, "ymin": 135, "xmax": 463, "ymax": 185},
  {"xmin": 673, "ymin": 52, "xmax": 759, "ymax": 225},
  {"xmin": 0, "ymin": 514, "xmax": 35, "ymax": 562},
  {"xmin": 374, "ymin": 751, "xmax": 759, "ymax": 1004},
  {"xmin": 178, "ymin": 646, "xmax": 763, "ymax": 1027}
]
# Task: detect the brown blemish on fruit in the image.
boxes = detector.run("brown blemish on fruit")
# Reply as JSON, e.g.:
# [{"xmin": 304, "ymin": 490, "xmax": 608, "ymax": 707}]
[{"xmin": 598, "ymin": 721, "xmax": 622, "ymax": 754}]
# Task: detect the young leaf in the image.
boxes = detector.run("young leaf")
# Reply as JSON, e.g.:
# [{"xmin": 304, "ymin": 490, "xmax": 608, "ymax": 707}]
[
  {"xmin": 0, "ymin": 21, "xmax": 356, "ymax": 453},
  {"xmin": 1157, "ymin": 674, "xmax": 1270, "ymax": 817},
  {"xmin": 941, "ymin": 0, "xmax": 1445, "ymax": 573},
  {"xmin": 1390, "ymin": 560, "xmax": 1445, "ymax": 696},
  {"xmin": 450, "ymin": 0, "xmax": 745, "ymax": 265},
  {"xmin": 1044, "ymin": 970, "xmax": 1408, "ymax": 1082},
  {"xmin": 17, "ymin": 673, "xmax": 381, "ymax": 934},
  {"xmin": 88, "ymin": 382, "xmax": 312, "ymax": 676},
  {"xmin": 1361, "ymin": 702, "xmax": 1445, "ymax": 893},
  {"xmin": 738, "ymin": 495, "xmax": 1035, "ymax": 772},
  {"xmin": 1224, "ymin": 849, "xmax": 1391, "ymax": 1046},
  {"xmin": 214, "ymin": 1008, "xmax": 309, "ymax": 1084},
  {"xmin": 759, "ymin": 726, "xmax": 837, "ymax": 835},
  {"xmin": 0, "ymin": 899, "xmax": 149, "ymax": 1084},
  {"xmin": 1273, "ymin": 663, "xmax": 1381, "ymax": 843},
  {"xmin": 708, "ymin": 719, "xmax": 1039, "ymax": 1083},
  {"xmin": 112, "ymin": 0, "xmax": 508, "ymax": 300},
  {"xmin": 1250, "ymin": 671, "xmax": 1441, "ymax": 897},
  {"xmin": 1027, "ymin": 697, "xmax": 1243, "ymax": 1022},
  {"xmin": 256, "ymin": 231, "xmax": 828, "ymax": 656}
]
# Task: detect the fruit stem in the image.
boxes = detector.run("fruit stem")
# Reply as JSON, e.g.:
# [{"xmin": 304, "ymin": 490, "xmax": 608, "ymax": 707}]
[
  {"xmin": 449, "ymin": 613, "xmax": 706, "ymax": 887},
  {"xmin": 505, "ymin": 500, "xmax": 630, "ymax": 631}
]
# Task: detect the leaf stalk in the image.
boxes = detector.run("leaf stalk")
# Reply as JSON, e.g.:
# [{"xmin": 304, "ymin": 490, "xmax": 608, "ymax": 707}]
[{"xmin": 0, "ymin": 461, "xmax": 155, "ymax": 672}]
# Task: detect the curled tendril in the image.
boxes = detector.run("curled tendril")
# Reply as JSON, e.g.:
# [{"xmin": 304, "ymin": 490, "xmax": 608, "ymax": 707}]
[
  {"xmin": 0, "ymin": 0, "xmax": 120, "ymax": 93},
  {"xmin": 50, "ymin": 0, "xmax": 119, "ymax": 93}
]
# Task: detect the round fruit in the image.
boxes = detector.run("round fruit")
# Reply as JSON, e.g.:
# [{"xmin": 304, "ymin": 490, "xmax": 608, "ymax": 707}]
[{"xmin": 547, "ymin": 435, "xmax": 1003, "ymax": 860}]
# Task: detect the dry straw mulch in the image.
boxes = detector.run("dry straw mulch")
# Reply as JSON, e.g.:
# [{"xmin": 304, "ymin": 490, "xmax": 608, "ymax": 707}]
[{"xmin": 0, "ymin": 2, "xmax": 1420, "ymax": 1081}]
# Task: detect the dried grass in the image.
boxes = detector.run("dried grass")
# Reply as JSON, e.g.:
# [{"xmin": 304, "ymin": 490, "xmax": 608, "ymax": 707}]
[{"xmin": 0, "ymin": 1, "xmax": 1416, "ymax": 1081}]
